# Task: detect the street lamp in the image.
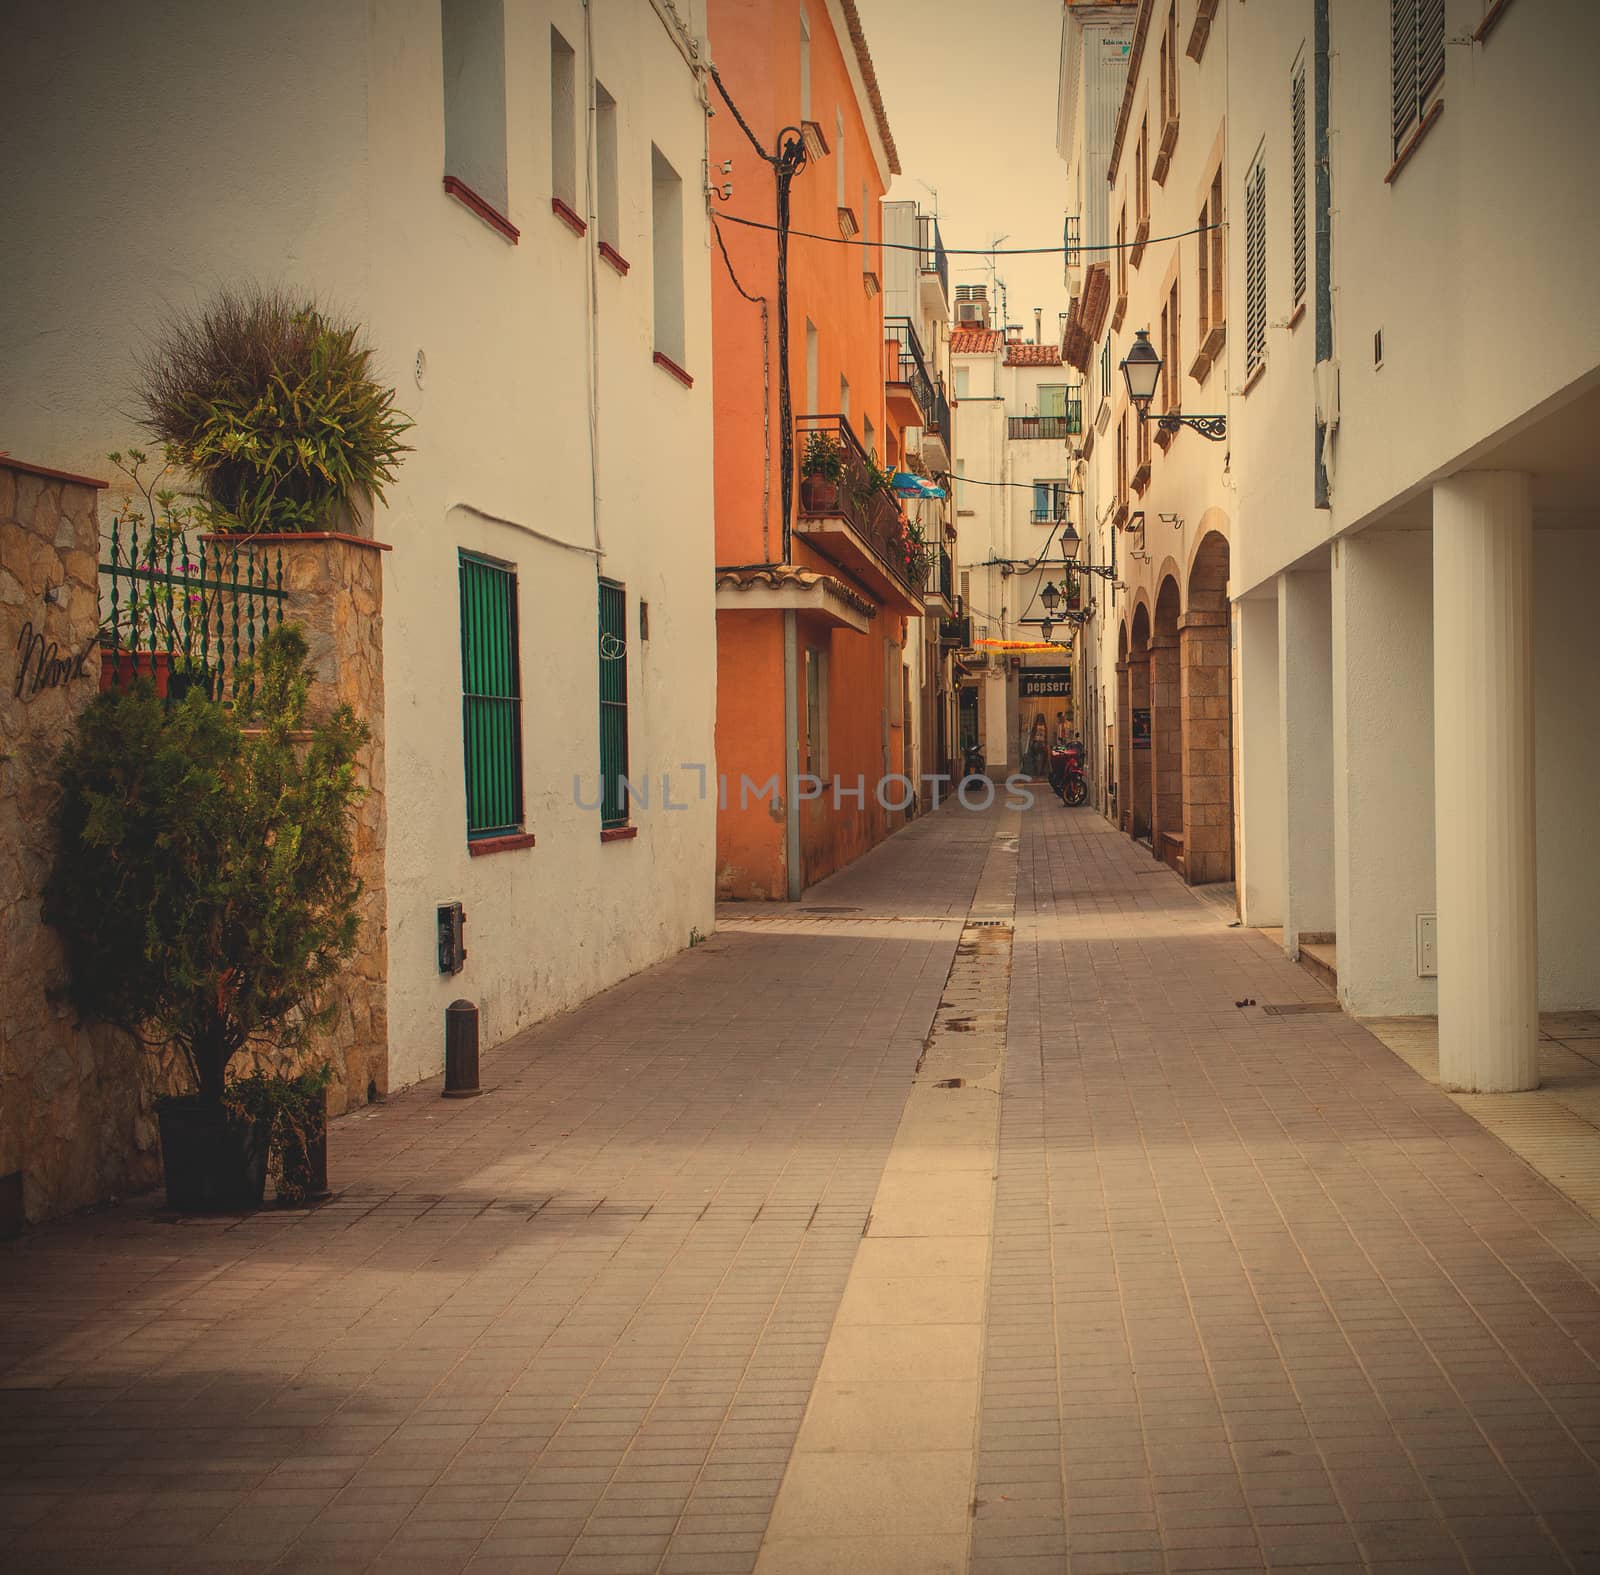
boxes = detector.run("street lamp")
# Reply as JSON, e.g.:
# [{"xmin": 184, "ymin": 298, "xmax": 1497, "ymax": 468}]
[
  {"xmin": 1119, "ymin": 329, "xmax": 1227, "ymax": 441},
  {"xmin": 1058, "ymin": 522, "xmax": 1118, "ymax": 582},
  {"xmin": 1040, "ymin": 580, "xmax": 1062, "ymax": 613}
]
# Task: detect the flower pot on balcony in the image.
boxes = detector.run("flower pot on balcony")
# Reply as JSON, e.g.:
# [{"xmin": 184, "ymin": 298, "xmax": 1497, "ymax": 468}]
[
  {"xmin": 800, "ymin": 475, "xmax": 841, "ymax": 513},
  {"xmin": 99, "ymin": 648, "xmax": 173, "ymax": 697}
]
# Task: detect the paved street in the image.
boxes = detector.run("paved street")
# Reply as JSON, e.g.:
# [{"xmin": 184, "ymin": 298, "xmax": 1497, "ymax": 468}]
[{"xmin": 7, "ymin": 798, "xmax": 1600, "ymax": 1573}]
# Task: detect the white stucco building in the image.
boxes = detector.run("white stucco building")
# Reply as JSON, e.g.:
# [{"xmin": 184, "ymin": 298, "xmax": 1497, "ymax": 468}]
[
  {"xmin": 1223, "ymin": 0, "xmax": 1600, "ymax": 1091},
  {"xmin": 1, "ymin": 0, "xmax": 717, "ymax": 1092},
  {"xmin": 950, "ymin": 293, "xmax": 1084, "ymax": 776}
]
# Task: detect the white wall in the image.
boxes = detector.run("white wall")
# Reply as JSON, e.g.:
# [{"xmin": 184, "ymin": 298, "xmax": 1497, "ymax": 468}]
[
  {"xmin": 1534, "ymin": 529, "xmax": 1600, "ymax": 1008},
  {"xmin": 0, "ymin": 0, "xmax": 717, "ymax": 1091}
]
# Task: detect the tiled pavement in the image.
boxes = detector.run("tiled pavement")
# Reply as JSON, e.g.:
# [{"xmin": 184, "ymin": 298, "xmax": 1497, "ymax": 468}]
[
  {"xmin": 974, "ymin": 803, "xmax": 1600, "ymax": 1575},
  {"xmin": 6, "ymin": 796, "xmax": 1600, "ymax": 1574}
]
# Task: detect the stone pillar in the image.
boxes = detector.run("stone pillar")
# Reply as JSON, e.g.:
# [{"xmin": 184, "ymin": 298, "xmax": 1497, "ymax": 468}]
[
  {"xmin": 248, "ymin": 533, "xmax": 390, "ymax": 1112},
  {"xmin": 1278, "ymin": 571, "xmax": 1335, "ymax": 953},
  {"xmin": 1235, "ymin": 594, "xmax": 1283, "ymax": 927},
  {"xmin": 1179, "ymin": 609, "xmax": 1232, "ymax": 883},
  {"xmin": 1129, "ymin": 649, "xmax": 1151, "ymax": 839},
  {"xmin": 1331, "ymin": 528, "xmax": 1435, "ymax": 1017},
  {"xmin": 1115, "ymin": 659, "xmax": 1131, "ymax": 831},
  {"xmin": 1433, "ymin": 473, "xmax": 1538, "ymax": 1093},
  {"xmin": 1150, "ymin": 633, "xmax": 1182, "ymax": 862}
]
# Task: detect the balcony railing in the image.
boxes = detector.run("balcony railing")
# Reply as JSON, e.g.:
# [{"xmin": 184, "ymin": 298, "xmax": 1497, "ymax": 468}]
[
  {"xmin": 1064, "ymin": 214, "xmax": 1082, "ymax": 273},
  {"xmin": 918, "ymin": 212, "xmax": 949, "ymax": 301},
  {"xmin": 884, "ymin": 317, "xmax": 937, "ymax": 423},
  {"xmin": 796, "ymin": 414, "xmax": 925, "ymax": 603},
  {"xmin": 939, "ymin": 613, "xmax": 972, "ymax": 648},
  {"xmin": 1007, "ymin": 396, "xmax": 1083, "ymax": 441},
  {"xmin": 1030, "ymin": 506, "xmax": 1071, "ymax": 525},
  {"xmin": 925, "ymin": 545, "xmax": 953, "ymax": 605}
]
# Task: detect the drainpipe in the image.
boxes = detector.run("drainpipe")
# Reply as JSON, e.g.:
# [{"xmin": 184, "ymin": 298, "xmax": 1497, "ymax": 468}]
[
  {"xmin": 1313, "ymin": 0, "xmax": 1333, "ymax": 508},
  {"xmin": 782, "ymin": 609, "xmax": 802, "ymax": 898}
]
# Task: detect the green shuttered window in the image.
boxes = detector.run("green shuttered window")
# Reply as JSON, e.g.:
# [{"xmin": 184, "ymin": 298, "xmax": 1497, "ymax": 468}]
[
  {"xmin": 597, "ymin": 577, "xmax": 630, "ymax": 828},
  {"xmin": 459, "ymin": 551, "xmax": 524, "ymax": 839}
]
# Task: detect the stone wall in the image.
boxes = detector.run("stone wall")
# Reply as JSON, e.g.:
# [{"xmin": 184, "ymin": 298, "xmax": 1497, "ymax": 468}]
[
  {"xmin": 0, "ymin": 467, "xmax": 389, "ymax": 1226},
  {"xmin": 0, "ymin": 460, "xmax": 154, "ymax": 1223}
]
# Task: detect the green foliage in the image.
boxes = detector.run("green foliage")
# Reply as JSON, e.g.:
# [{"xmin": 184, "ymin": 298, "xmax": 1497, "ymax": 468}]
[
  {"xmin": 134, "ymin": 285, "xmax": 412, "ymax": 535},
  {"xmin": 44, "ymin": 625, "xmax": 368, "ymax": 1103},
  {"xmin": 224, "ymin": 1063, "xmax": 335, "ymax": 1204},
  {"xmin": 801, "ymin": 430, "xmax": 845, "ymax": 484}
]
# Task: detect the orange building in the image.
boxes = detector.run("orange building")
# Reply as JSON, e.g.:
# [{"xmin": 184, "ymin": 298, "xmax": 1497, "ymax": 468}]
[{"xmin": 709, "ymin": 0, "xmax": 925, "ymax": 900}]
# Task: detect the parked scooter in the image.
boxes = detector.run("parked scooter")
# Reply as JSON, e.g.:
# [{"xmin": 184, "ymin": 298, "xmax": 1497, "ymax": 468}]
[
  {"xmin": 962, "ymin": 741, "xmax": 986, "ymax": 780},
  {"xmin": 1048, "ymin": 740, "xmax": 1088, "ymax": 807}
]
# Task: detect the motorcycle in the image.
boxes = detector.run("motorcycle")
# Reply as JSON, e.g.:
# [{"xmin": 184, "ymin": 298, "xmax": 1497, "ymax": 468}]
[
  {"xmin": 962, "ymin": 741, "xmax": 985, "ymax": 780},
  {"xmin": 1048, "ymin": 741, "xmax": 1088, "ymax": 807}
]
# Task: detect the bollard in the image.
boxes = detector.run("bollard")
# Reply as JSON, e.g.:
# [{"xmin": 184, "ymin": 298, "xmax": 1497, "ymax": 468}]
[{"xmin": 443, "ymin": 999, "xmax": 482, "ymax": 1098}]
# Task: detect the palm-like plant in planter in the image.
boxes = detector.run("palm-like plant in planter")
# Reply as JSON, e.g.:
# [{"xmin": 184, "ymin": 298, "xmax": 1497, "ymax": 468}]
[
  {"xmin": 136, "ymin": 284, "xmax": 412, "ymax": 535},
  {"xmin": 800, "ymin": 431, "xmax": 847, "ymax": 513},
  {"xmin": 44, "ymin": 626, "xmax": 367, "ymax": 1211}
]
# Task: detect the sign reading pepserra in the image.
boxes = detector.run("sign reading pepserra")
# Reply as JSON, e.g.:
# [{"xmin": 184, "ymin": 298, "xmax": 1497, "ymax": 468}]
[{"xmin": 1019, "ymin": 666, "xmax": 1071, "ymax": 698}]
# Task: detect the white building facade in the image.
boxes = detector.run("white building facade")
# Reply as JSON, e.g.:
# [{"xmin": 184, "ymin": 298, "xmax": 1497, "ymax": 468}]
[
  {"xmin": 950, "ymin": 297, "xmax": 1085, "ymax": 777},
  {"xmin": 1223, "ymin": 0, "xmax": 1600, "ymax": 1091},
  {"xmin": 1, "ymin": 0, "xmax": 718, "ymax": 1092}
]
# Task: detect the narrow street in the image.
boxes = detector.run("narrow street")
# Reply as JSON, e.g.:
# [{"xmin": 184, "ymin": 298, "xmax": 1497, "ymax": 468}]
[{"xmin": 6, "ymin": 798, "xmax": 1600, "ymax": 1575}]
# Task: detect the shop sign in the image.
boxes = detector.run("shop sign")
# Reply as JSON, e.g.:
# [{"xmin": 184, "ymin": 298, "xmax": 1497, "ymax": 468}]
[
  {"xmin": 1132, "ymin": 707, "xmax": 1151, "ymax": 749},
  {"xmin": 1019, "ymin": 667, "xmax": 1071, "ymax": 698}
]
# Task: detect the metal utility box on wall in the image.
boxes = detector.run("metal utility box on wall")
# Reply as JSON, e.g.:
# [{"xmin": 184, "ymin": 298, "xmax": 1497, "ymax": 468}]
[
  {"xmin": 1416, "ymin": 913, "xmax": 1437, "ymax": 978},
  {"xmin": 438, "ymin": 902, "xmax": 467, "ymax": 975}
]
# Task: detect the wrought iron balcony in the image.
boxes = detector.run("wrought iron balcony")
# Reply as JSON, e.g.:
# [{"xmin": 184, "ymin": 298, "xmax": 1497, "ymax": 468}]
[
  {"xmin": 1007, "ymin": 394, "xmax": 1083, "ymax": 442},
  {"xmin": 1064, "ymin": 214, "xmax": 1082, "ymax": 277},
  {"xmin": 1030, "ymin": 506, "xmax": 1071, "ymax": 525},
  {"xmin": 795, "ymin": 414, "xmax": 926, "ymax": 611},
  {"xmin": 939, "ymin": 613, "xmax": 972, "ymax": 648},
  {"xmin": 923, "ymin": 545, "xmax": 955, "ymax": 615},
  {"xmin": 918, "ymin": 212, "xmax": 949, "ymax": 313},
  {"xmin": 884, "ymin": 317, "xmax": 937, "ymax": 428}
]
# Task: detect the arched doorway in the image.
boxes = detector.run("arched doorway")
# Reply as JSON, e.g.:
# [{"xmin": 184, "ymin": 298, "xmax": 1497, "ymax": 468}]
[
  {"xmin": 1115, "ymin": 620, "xmax": 1131, "ymax": 830},
  {"xmin": 1182, "ymin": 530, "xmax": 1234, "ymax": 883},
  {"xmin": 1128, "ymin": 601, "xmax": 1152, "ymax": 841},
  {"xmin": 1153, "ymin": 574, "xmax": 1183, "ymax": 870}
]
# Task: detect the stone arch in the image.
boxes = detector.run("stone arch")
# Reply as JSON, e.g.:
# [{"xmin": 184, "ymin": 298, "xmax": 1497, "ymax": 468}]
[
  {"xmin": 1128, "ymin": 601, "xmax": 1152, "ymax": 840},
  {"xmin": 1180, "ymin": 529, "xmax": 1233, "ymax": 883},
  {"xmin": 1152, "ymin": 575, "xmax": 1184, "ymax": 869}
]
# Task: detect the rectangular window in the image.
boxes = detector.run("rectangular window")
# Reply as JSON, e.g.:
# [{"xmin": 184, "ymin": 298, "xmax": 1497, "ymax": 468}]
[
  {"xmin": 596, "ymin": 81, "xmax": 619, "ymax": 248},
  {"xmin": 1136, "ymin": 118, "xmax": 1149, "ymax": 224},
  {"xmin": 1291, "ymin": 61, "xmax": 1308, "ymax": 307},
  {"xmin": 1391, "ymin": 0, "xmax": 1445, "ymax": 158},
  {"xmin": 954, "ymin": 366, "xmax": 970, "ymax": 400},
  {"xmin": 442, "ymin": 0, "xmax": 508, "ymax": 215},
  {"xmin": 1116, "ymin": 413, "xmax": 1128, "ymax": 502},
  {"xmin": 804, "ymin": 647, "xmax": 828, "ymax": 777},
  {"xmin": 800, "ymin": 6, "xmax": 812, "ymax": 122},
  {"xmin": 840, "ymin": 374, "xmax": 850, "ymax": 420},
  {"xmin": 1198, "ymin": 165, "xmax": 1225, "ymax": 340},
  {"xmin": 1245, "ymin": 147, "xmax": 1267, "ymax": 376},
  {"xmin": 805, "ymin": 319, "xmax": 819, "ymax": 413},
  {"xmin": 1116, "ymin": 206, "xmax": 1127, "ymax": 298},
  {"xmin": 459, "ymin": 550, "xmax": 523, "ymax": 839},
  {"xmin": 861, "ymin": 180, "xmax": 871, "ymax": 273},
  {"xmin": 956, "ymin": 458, "xmax": 968, "ymax": 508},
  {"xmin": 1038, "ymin": 383, "xmax": 1067, "ymax": 419},
  {"xmin": 1161, "ymin": 281, "xmax": 1180, "ymax": 410},
  {"xmin": 550, "ymin": 26, "xmax": 577, "ymax": 212},
  {"xmin": 862, "ymin": 413, "xmax": 875, "ymax": 461},
  {"xmin": 651, "ymin": 144, "xmax": 685, "ymax": 366},
  {"xmin": 1099, "ymin": 334, "xmax": 1112, "ymax": 407},
  {"xmin": 597, "ymin": 577, "xmax": 630, "ymax": 829}
]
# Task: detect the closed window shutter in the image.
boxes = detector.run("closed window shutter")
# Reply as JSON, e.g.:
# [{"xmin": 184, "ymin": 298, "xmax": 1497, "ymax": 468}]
[
  {"xmin": 1392, "ymin": 0, "xmax": 1418, "ymax": 151},
  {"xmin": 1245, "ymin": 155, "xmax": 1267, "ymax": 376},
  {"xmin": 459, "ymin": 551, "xmax": 524, "ymax": 838},
  {"xmin": 597, "ymin": 577, "xmax": 630, "ymax": 828},
  {"xmin": 1292, "ymin": 65, "xmax": 1308, "ymax": 307},
  {"xmin": 1417, "ymin": 0, "xmax": 1445, "ymax": 103}
]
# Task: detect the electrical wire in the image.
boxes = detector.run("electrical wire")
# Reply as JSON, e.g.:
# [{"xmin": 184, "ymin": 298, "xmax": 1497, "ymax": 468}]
[{"xmin": 713, "ymin": 210, "xmax": 1222, "ymax": 256}]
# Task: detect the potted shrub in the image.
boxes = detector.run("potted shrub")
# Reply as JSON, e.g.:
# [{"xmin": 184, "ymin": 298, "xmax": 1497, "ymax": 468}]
[
  {"xmin": 800, "ymin": 430, "xmax": 846, "ymax": 513},
  {"xmin": 44, "ymin": 626, "xmax": 367, "ymax": 1212},
  {"xmin": 135, "ymin": 285, "xmax": 412, "ymax": 536}
]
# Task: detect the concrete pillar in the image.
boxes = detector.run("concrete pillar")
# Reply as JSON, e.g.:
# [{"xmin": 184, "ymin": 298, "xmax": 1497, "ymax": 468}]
[
  {"xmin": 1150, "ymin": 634, "xmax": 1182, "ymax": 862},
  {"xmin": 1279, "ymin": 571, "xmax": 1335, "ymax": 953},
  {"xmin": 1235, "ymin": 594, "xmax": 1283, "ymax": 928},
  {"xmin": 1115, "ymin": 660, "xmax": 1131, "ymax": 831},
  {"xmin": 1179, "ymin": 610, "xmax": 1232, "ymax": 883},
  {"xmin": 1331, "ymin": 529, "xmax": 1436, "ymax": 1017},
  {"xmin": 1433, "ymin": 472, "xmax": 1538, "ymax": 1093}
]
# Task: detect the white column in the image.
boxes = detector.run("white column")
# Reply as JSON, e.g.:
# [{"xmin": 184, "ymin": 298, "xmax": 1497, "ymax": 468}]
[
  {"xmin": 1433, "ymin": 472, "xmax": 1538, "ymax": 1093},
  {"xmin": 1235, "ymin": 594, "xmax": 1283, "ymax": 927},
  {"xmin": 1331, "ymin": 529, "xmax": 1436, "ymax": 1017},
  {"xmin": 1279, "ymin": 571, "xmax": 1335, "ymax": 953}
]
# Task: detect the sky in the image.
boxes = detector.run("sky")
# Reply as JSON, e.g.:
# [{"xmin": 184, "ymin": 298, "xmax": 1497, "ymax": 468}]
[{"xmin": 856, "ymin": 0, "xmax": 1070, "ymax": 339}]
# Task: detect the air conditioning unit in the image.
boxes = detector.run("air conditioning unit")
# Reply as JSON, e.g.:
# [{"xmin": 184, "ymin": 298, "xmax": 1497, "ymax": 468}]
[{"xmin": 956, "ymin": 302, "xmax": 986, "ymax": 326}]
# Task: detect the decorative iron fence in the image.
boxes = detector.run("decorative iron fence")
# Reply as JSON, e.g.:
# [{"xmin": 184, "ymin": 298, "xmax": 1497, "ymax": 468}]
[
  {"xmin": 918, "ymin": 212, "xmax": 948, "ymax": 301},
  {"xmin": 1008, "ymin": 396, "xmax": 1084, "ymax": 441},
  {"xmin": 99, "ymin": 517, "xmax": 287, "ymax": 701}
]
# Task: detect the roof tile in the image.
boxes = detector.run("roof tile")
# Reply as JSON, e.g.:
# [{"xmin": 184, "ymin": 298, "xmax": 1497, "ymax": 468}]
[
  {"xmin": 1004, "ymin": 343, "xmax": 1063, "ymax": 367},
  {"xmin": 950, "ymin": 327, "xmax": 1003, "ymax": 354}
]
